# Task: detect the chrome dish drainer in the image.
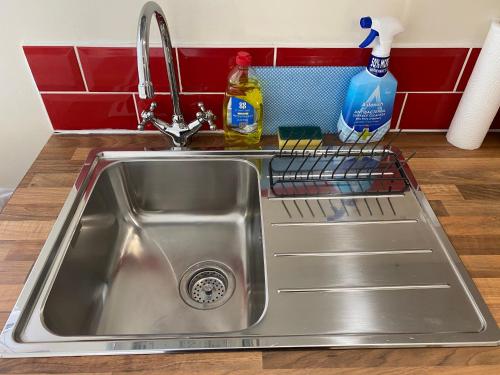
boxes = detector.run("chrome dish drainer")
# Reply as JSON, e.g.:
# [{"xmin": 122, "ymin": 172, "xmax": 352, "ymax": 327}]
[{"xmin": 269, "ymin": 129, "xmax": 416, "ymax": 197}]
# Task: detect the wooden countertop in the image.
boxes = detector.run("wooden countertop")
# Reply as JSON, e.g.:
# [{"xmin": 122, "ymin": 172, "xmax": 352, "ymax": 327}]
[{"xmin": 1, "ymin": 133, "xmax": 500, "ymax": 374}]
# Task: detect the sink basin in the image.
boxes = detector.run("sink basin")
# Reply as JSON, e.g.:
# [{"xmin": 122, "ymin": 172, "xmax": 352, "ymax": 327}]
[
  {"xmin": 44, "ymin": 159, "xmax": 265, "ymax": 335},
  {"xmin": 1, "ymin": 148, "xmax": 498, "ymax": 357}
]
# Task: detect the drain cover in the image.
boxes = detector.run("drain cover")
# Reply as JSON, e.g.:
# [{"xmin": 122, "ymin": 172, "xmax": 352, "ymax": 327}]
[
  {"xmin": 189, "ymin": 269, "xmax": 227, "ymax": 304},
  {"xmin": 179, "ymin": 261, "xmax": 235, "ymax": 309}
]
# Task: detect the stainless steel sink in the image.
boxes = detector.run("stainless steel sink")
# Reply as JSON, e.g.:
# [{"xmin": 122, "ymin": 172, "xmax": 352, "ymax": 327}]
[
  {"xmin": 1, "ymin": 148, "xmax": 498, "ymax": 357},
  {"xmin": 43, "ymin": 159, "xmax": 265, "ymax": 336}
]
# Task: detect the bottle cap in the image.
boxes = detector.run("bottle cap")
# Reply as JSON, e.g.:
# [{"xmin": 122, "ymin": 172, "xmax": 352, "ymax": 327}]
[{"xmin": 236, "ymin": 51, "xmax": 252, "ymax": 67}]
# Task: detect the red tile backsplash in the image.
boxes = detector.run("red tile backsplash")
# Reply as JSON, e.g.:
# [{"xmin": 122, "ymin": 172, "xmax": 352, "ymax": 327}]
[
  {"xmin": 42, "ymin": 94, "xmax": 137, "ymax": 130},
  {"xmin": 390, "ymin": 48, "xmax": 468, "ymax": 92},
  {"xmin": 26, "ymin": 45, "xmax": 482, "ymax": 133},
  {"xmin": 24, "ymin": 46, "xmax": 85, "ymax": 91},
  {"xmin": 276, "ymin": 48, "xmax": 469, "ymax": 92},
  {"xmin": 277, "ymin": 48, "xmax": 371, "ymax": 66},
  {"xmin": 457, "ymin": 48, "xmax": 481, "ymax": 92},
  {"xmin": 178, "ymin": 48, "xmax": 274, "ymax": 92},
  {"xmin": 398, "ymin": 93, "xmax": 462, "ymax": 130},
  {"xmin": 77, "ymin": 47, "xmax": 175, "ymax": 92}
]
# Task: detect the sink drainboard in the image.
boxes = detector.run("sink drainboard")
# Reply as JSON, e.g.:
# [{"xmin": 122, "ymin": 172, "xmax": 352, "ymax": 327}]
[{"xmin": 179, "ymin": 261, "xmax": 236, "ymax": 310}]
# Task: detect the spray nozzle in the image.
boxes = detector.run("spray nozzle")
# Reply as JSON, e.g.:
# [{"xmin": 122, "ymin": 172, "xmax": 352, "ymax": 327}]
[
  {"xmin": 358, "ymin": 16, "xmax": 404, "ymax": 58},
  {"xmin": 359, "ymin": 29, "xmax": 379, "ymax": 48}
]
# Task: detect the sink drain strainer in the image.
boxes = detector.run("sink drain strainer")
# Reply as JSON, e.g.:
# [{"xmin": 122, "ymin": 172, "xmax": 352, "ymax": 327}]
[
  {"xmin": 189, "ymin": 269, "xmax": 227, "ymax": 304},
  {"xmin": 179, "ymin": 261, "xmax": 235, "ymax": 310}
]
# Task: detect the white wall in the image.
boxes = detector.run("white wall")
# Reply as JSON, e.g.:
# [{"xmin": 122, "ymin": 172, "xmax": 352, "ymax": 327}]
[{"xmin": 1, "ymin": 0, "xmax": 499, "ymax": 189}]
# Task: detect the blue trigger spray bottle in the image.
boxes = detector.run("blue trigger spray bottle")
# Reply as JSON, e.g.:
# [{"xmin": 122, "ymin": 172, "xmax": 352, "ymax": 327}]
[{"xmin": 337, "ymin": 17, "xmax": 404, "ymax": 143}]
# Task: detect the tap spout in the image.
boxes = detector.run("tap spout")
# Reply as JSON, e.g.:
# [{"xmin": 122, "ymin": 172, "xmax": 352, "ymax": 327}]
[{"xmin": 137, "ymin": 1, "xmax": 182, "ymax": 120}]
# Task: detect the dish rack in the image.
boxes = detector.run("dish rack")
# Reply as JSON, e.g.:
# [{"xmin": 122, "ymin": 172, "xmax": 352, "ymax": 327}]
[{"xmin": 269, "ymin": 129, "xmax": 416, "ymax": 197}]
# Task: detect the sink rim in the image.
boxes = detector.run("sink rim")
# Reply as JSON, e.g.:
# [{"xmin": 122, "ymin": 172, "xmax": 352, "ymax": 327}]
[{"xmin": 1, "ymin": 147, "xmax": 499, "ymax": 358}]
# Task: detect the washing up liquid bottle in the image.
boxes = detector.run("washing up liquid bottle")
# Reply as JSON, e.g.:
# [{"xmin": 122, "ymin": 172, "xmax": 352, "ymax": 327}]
[
  {"xmin": 223, "ymin": 51, "xmax": 263, "ymax": 146},
  {"xmin": 337, "ymin": 17, "xmax": 404, "ymax": 143}
]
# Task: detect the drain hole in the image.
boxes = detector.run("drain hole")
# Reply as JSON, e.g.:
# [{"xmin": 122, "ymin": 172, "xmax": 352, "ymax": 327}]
[
  {"xmin": 188, "ymin": 269, "xmax": 228, "ymax": 304},
  {"xmin": 179, "ymin": 262, "xmax": 235, "ymax": 310}
]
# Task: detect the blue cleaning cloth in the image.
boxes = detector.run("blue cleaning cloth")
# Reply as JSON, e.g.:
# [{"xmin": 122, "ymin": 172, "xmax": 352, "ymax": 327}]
[{"xmin": 253, "ymin": 66, "xmax": 364, "ymax": 135}]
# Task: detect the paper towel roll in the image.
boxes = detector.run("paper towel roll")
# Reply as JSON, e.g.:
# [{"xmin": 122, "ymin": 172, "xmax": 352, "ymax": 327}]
[{"xmin": 447, "ymin": 21, "xmax": 500, "ymax": 150}]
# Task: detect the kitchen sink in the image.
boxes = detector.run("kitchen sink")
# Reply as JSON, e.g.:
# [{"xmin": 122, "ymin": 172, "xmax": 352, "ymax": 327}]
[
  {"xmin": 1, "ymin": 148, "xmax": 498, "ymax": 357},
  {"xmin": 43, "ymin": 159, "xmax": 265, "ymax": 336}
]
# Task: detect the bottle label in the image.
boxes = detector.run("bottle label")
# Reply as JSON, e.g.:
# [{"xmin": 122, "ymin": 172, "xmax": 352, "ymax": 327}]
[
  {"xmin": 367, "ymin": 55, "xmax": 390, "ymax": 77},
  {"xmin": 337, "ymin": 76, "xmax": 397, "ymax": 143},
  {"xmin": 344, "ymin": 85, "xmax": 394, "ymax": 131},
  {"xmin": 227, "ymin": 97, "xmax": 257, "ymax": 134}
]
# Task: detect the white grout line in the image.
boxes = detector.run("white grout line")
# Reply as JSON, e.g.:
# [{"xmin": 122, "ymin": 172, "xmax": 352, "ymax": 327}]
[
  {"xmin": 273, "ymin": 47, "xmax": 277, "ymax": 67},
  {"xmin": 53, "ymin": 129, "xmax": 224, "ymax": 135},
  {"xmin": 73, "ymin": 46, "xmax": 89, "ymax": 92},
  {"xmin": 38, "ymin": 91, "xmax": 226, "ymax": 95},
  {"xmin": 181, "ymin": 92, "xmax": 225, "ymax": 95},
  {"xmin": 132, "ymin": 94, "xmax": 140, "ymax": 124},
  {"xmin": 54, "ymin": 129, "xmax": 161, "ymax": 135},
  {"xmin": 40, "ymin": 90, "xmax": 462, "ymax": 95},
  {"xmin": 396, "ymin": 91, "xmax": 463, "ymax": 94},
  {"xmin": 40, "ymin": 91, "xmax": 137, "ymax": 95},
  {"xmin": 453, "ymin": 47, "xmax": 472, "ymax": 92},
  {"xmin": 398, "ymin": 129, "xmax": 449, "ymax": 133},
  {"xmin": 395, "ymin": 93, "xmax": 408, "ymax": 130},
  {"xmin": 40, "ymin": 90, "xmax": 461, "ymax": 95},
  {"xmin": 175, "ymin": 48, "xmax": 184, "ymax": 93},
  {"xmin": 22, "ymin": 41, "xmax": 485, "ymax": 48}
]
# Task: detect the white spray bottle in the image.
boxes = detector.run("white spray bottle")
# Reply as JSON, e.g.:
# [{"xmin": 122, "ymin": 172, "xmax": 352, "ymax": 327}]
[{"xmin": 337, "ymin": 17, "xmax": 404, "ymax": 143}]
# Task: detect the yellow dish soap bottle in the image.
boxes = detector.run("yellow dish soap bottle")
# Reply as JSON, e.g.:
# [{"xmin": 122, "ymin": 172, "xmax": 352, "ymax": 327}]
[{"xmin": 223, "ymin": 51, "xmax": 263, "ymax": 146}]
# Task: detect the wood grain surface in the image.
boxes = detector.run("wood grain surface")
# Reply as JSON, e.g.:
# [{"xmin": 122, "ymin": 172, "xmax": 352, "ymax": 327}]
[{"xmin": 0, "ymin": 133, "xmax": 500, "ymax": 374}]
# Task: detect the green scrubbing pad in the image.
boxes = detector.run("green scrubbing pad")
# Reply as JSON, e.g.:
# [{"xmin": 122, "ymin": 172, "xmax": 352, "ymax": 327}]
[{"xmin": 278, "ymin": 126, "xmax": 323, "ymax": 149}]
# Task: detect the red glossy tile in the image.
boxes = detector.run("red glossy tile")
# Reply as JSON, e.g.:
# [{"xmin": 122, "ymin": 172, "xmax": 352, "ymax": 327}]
[
  {"xmin": 391, "ymin": 93, "xmax": 405, "ymax": 129},
  {"xmin": 398, "ymin": 93, "xmax": 462, "ymax": 130},
  {"xmin": 42, "ymin": 94, "xmax": 137, "ymax": 130},
  {"xmin": 135, "ymin": 93, "xmax": 224, "ymax": 130},
  {"xmin": 390, "ymin": 48, "xmax": 469, "ymax": 92},
  {"xmin": 276, "ymin": 48, "xmax": 371, "ymax": 66},
  {"xmin": 77, "ymin": 47, "xmax": 176, "ymax": 92},
  {"xmin": 457, "ymin": 48, "xmax": 481, "ymax": 92},
  {"xmin": 178, "ymin": 48, "xmax": 274, "ymax": 92},
  {"xmin": 180, "ymin": 94, "xmax": 224, "ymax": 130},
  {"xmin": 23, "ymin": 46, "xmax": 85, "ymax": 91}
]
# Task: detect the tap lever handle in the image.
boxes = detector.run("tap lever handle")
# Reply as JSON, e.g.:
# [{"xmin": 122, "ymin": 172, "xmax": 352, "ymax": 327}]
[
  {"xmin": 141, "ymin": 102, "xmax": 158, "ymax": 118},
  {"xmin": 206, "ymin": 115, "xmax": 216, "ymax": 131},
  {"xmin": 197, "ymin": 102, "xmax": 206, "ymax": 112},
  {"xmin": 138, "ymin": 102, "xmax": 158, "ymax": 130},
  {"xmin": 197, "ymin": 102, "xmax": 217, "ymax": 130}
]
